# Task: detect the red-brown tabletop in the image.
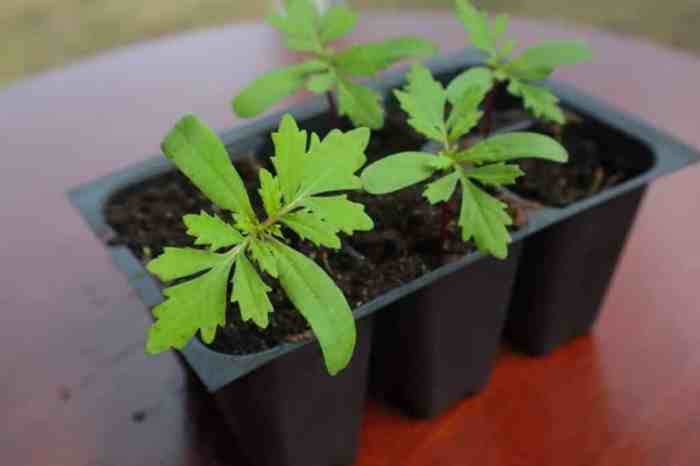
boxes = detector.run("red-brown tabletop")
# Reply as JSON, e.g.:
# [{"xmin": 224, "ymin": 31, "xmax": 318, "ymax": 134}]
[{"xmin": 2, "ymin": 12, "xmax": 700, "ymax": 466}]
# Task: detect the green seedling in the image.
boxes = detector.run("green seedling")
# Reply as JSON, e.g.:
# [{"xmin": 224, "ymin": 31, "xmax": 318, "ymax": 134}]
[
  {"xmin": 451, "ymin": 0, "xmax": 592, "ymax": 131},
  {"xmin": 361, "ymin": 64, "xmax": 568, "ymax": 258},
  {"xmin": 232, "ymin": 0, "xmax": 436, "ymax": 129},
  {"xmin": 146, "ymin": 113, "xmax": 374, "ymax": 375}
]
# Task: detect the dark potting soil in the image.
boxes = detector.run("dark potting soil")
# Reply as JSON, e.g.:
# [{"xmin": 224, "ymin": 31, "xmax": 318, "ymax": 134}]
[
  {"xmin": 473, "ymin": 82, "xmax": 629, "ymax": 207},
  {"xmin": 104, "ymin": 109, "xmax": 632, "ymax": 356},
  {"xmin": 512, "ymin": 118, "xmax": 628, "ymax": 206}
]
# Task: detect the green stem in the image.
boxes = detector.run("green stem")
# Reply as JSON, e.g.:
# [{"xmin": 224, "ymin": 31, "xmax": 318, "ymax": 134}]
[{"xmin": 223, "ymin": 238, "xmax": 251, "ymax": 262}]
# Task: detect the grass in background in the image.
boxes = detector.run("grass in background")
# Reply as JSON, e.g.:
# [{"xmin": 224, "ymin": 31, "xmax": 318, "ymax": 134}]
[{"xmin": 3, "ymin": 0, "xmax": 700, "ymax": 87}]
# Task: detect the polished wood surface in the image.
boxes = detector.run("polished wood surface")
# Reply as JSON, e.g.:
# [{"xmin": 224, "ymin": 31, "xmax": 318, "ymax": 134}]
[{"xmin": 2, "ymin": 12, "xmax": 700, "ymax": 466}]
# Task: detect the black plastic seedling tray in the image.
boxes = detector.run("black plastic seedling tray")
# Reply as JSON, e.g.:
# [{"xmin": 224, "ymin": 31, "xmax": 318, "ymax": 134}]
[
  {"xmin": 371, "ymin": 242, "xmax": 523, "ymax": 418},
  {"xmin": 70, "ymin": 48, "xmax": 699, "ymax": 461}
]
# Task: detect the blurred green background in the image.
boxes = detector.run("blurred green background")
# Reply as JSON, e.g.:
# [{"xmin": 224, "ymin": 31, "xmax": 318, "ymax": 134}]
[{"xmin": 3, "ymin": 0, "xmax": 699, "ymax": 88}]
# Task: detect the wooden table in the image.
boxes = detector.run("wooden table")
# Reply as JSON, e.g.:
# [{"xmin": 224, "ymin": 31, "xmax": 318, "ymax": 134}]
[{"xmin": 2, "ymin": 12, "xmax": 700, "ymax": 466}]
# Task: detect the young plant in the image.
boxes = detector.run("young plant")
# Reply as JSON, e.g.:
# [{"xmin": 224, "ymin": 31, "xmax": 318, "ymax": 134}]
[
  {"xmin": 232, "ymin": 0, "xmax": 436, "ymax": 129},
  {"xmin": 146, "ymin": 113, "xmax": 374, "ymax": 375},
  {"xmin": 450, "ymin": 0, "xmax": 592, "ymax": 129},
  {"xmin": 361, "ymin": 64, "xmax": 568, "ymax": 258}
]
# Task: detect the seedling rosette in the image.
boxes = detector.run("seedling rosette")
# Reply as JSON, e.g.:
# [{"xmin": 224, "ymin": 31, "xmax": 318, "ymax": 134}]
[
  {"xmin": 232, "ymin": 0, "xmax": 436, "ymax": 128},
  {"xmin": 451, "ymin": 0, "xmax": 592, "ymax": 126},
  {"xmin": 146, "ymin": 113, "xmax": 374, "ymax": 375},
  {"xmin": 361, "ymin": 64, "xmax": 569, "ymax": 258}
]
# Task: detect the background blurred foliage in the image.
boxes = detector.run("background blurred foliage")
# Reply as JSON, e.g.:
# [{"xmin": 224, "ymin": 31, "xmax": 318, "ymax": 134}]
[{"xmin": 3, "ymin": 0, "xmax": 699, "ymax": 87}]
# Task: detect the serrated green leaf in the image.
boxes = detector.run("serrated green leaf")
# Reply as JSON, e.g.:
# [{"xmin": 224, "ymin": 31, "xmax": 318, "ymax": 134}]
[
  {"xmin": 161, "ymin": 115, "xmax": 255, "ymax": 220},
  {"xmin": 428, "ymin": 154, "xmax": 456, "ymax": 171},
  {"xmin": 308, "ymin": 132, "xmax": 322, "ymax": 151},
  {"xmin": 302, "ymin": 195, "xmax": 373, "ymax": 234},
  {"xmin": 148, "ymin": 112, "xmax": 376, "ymax": 374},
  {"xmin": 423, "ymin": 171, "xmax": 459, "ymax": 204},
  {"xmin": 334, "ymin": 37, "xmax": 437, "ymax": 77},
  {"xmin": 233, "ymin": 61, "xmax": 327, "ymax": 118},
  {"xmin": 507, "ymin": 79, "xmax": 565, "ymax": 124},
  {"xmin": 394, "ymin": 64, "xmax": 447, "ymax": 144},
  {"xmin": 448, "ymin": 105, "xmax": 483, "ymax": 142},
  {"xmin": 249, "ymin": 239, "xmax": 279, "ymax": 278},
  {"xmin": 306, "ymin": 71, "xmax": 336, "ymax": 94},
  {"xmin": 270, "ymin": 117, "xmax": 369, "ymax": 208},
  {"xmin": 457, "ymin": 131, "xmax": 568, "ymax": 164},
  {"xmin": 458, "ymin": 175, "xmax": 512, "ymax": 259},
  {"xmin": 446, "ymin": 84, "xmax": 488, "ymax": 141},
  {"xmin": 507, "ymin": 40, "xmax": 593, "ymax": 81},
  {"xmin": 147, "ymin": 259, "xmax": 232, "ymax": 353},
  {"xmin": 455, "ymin": 0, "xmax": 496, "ymax": 56},
  {"xmin": 268, "ymin": 0, "xmax": 323, "ymax": 53},
  {"xmin": 446, "ymin": 67, "xmax": 494, "ymax": 104},
  {"xmin": 271, "ymin": 114, "xmax": 308, "ymax": 204},
  {"xmin": 319, "ymin": 5, "xmax": 357, "ymax": 43},
  {"xmin": 147, "ymin": 247, "xmax": 226, "ymax": 282},
  {"xmin": 183, "ymin": 212, "xmax": 244, "ymax": 251},
  {"xmin": 271, "ymin": 241, "xmax": 356, "ymax": 375},
  {"xmin": 231, "ymin": 254, "xmax": 273, "ymax": 328},
  {"xmin": 336, "ymin": 78, "xmax": 384, "ymax": 129},
  {"xmin": 299, "ymin": 127, "xmax": 369, "ymax": 196},
  {"xmin": 258, "ymin": 168, "xmax": 282, "ymax": 217},
  {"xmin": 465, "ymin": 163, "xmax": 524, "ymax": 186},
  {"xmin": 282, "ymin": 210, "xmax": 341, "ymax": 249},
  {"xmin": 361, "ymin": 152, "xmax": 437, "ymax": 194}
]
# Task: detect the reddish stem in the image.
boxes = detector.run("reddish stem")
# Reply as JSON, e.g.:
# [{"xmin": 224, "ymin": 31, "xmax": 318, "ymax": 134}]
[
  {"xmin": 325, "ymin": 91, "xmax": 340, "ymax": 127},
  {"xmin": 438, "ymin": 89, "xmax": 495, "ymax": 249},
  {"xmin": 439, "ymin": 201, "xmax": 455, "ymax": 247},
  {"xmin": 480, "ymin": 88, "xmax": 496, "ymax": 137}
]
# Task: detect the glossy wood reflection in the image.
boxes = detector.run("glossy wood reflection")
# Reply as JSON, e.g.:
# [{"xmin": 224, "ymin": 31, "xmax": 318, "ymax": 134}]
[{"xmin": 1, "ymin": 12, "xmax": 700, "ymax": 466}]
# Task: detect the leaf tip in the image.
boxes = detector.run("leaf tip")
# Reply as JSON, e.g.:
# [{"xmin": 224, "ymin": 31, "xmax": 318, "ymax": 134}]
[
  {"xmin": 279, "ymin": 112, "xmax": 298, "ymax": 129},
  {"xmin": 360, "ymin": 167, "xmax": 381, "ymax": 194},
  {"xmin": 161, "ymin": 114, "xmax": 197, "ymax": 159},
  {"xmin": 200, "ymin": 326, "xmax": 217, "ymax": 344},
  {"xmin": 178, "ymin": 113, "xmax": 200, "ymax": 127},
  {"xmin": 145, "ymin": 325, "xmax": 167, "ymax": 355},
  {"xmin": 492, "ymin": 249, "xmax": 508, "ymax": 260},
  {"xmin": 145, "ymin": 254, "xmax": 165, "ymax": 278},
  {"xmin": 346, "ymin": 126, "xmax": 371, "ymax": 153},
  {"xmin": 231, "ymin": 95, "xmax": 251, "ymax": 118}
]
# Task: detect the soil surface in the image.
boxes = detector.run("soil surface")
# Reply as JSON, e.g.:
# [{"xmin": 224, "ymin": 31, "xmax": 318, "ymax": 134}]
[
  {"xmin": 512, "ymin": 119, "xmax": 628, "ymax": 206},
  {"xmin": 104, "ymin": 107, "xmax": 633, "ymax": 355}
]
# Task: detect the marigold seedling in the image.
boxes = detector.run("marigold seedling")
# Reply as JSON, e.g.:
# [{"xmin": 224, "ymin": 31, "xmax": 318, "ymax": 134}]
[
  {"xmin": 361, "ymin": 64, "xmax": 568, "ymax": 258},
  {"xmin": 146, "ymin": 113, "xmax": 374, "ymax": 375},
  {"xmin": 451, "ymin": 0, "xmax": 592, "ymax": 127},
  {"xmin": 232, "ymin": 0, "xmax": 437, "ymax": 129}
]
